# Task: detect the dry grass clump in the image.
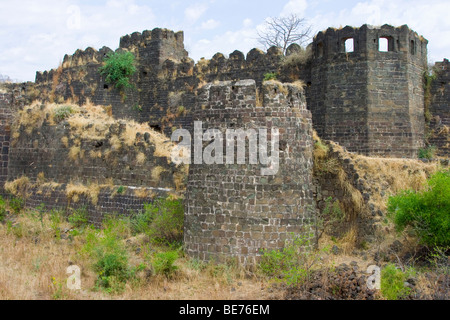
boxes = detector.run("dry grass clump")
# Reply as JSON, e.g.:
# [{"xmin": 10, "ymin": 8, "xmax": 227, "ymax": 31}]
[
  {"xmin": 136, "ymin": 152, "xmax": 146, "ymax": 165},
  {"xmin": 291, "ymin": 80, "xmax": 306, "ymax": 90},
  {"xmin": 151, "ymin": 166, "xmax": 167, "ymax": 182},
  {"xmin": 4, "ymin": 176, "xmax": 31, "ymax": 198},
  {"xmin": 68, "ymin": 146, "xmax": 82, "ymax": 161},
  {"xmin": 61, "ymin": 136, "xmax": 69, "ymax": 148},
  {"xmin": 66, "ymin": 182, "xmax": 100, "ymax": 205},
  {"xmin": 263, "ymin": 80, "xmax": 289, "ymax": 96},
  {"xmin": 133, "ymin": 188, "xmax": 155, "ymax": 199},
  {"xmin": 282, "ymin": 47, "xmax": 312, "ymax": 67}
]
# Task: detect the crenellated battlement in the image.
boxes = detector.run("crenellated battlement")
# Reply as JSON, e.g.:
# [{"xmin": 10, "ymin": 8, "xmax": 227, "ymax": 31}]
[
  {"xmin": 120, "ymin": 28, "xmax": 185, "ymax": 50},
  {"xmin": 195, "ymin": 46, "xmax": 285, "ymax": 76},
  {"xmin": 23, "ymin": 24, "xmax": 448, "ymax": 159},
  {"xmin": 313, "ymin": 24, "xmax": 428, "ymax": 62}
]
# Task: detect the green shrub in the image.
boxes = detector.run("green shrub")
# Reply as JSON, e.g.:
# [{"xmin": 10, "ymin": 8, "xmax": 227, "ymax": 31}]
[
  {"xmin": 99, "ymin": 51, "xmax": 136, "ymax": 93},
  {"xmin": 263, "ymin": 72, "xmax": 278, "ymax": 81},
  {"xmin": 381, "ymin": 264, "xmax": 414, "ymax": 300},
  {"xmin": 133, "ymin": 197, "xmax": 184, "ymax": 245},
  {"xmin": 82, "ymin": 222, "xmax": 132, "ymax": 293},
  {"xmin": 68, "ymin": 206, "xmax": 89, "ymax": 228},
  {"xmin": 49, "ymin": 210, "xmax": 64, "ymax": 239},
  {"xmin": 130, "ymin": 209, "xmax": 153, "ymax": 235},
  {"xmin": 418, "ymin": 145, "xmax": 437, "ymax": 159},
  {"xmin": 260, "ymin": 232, "xmax": 327, "ymax": 287},
  {"xmin": 0, "ymin": 196, "xmax": 7, "ymax": 222},
  {"xmin": 53, "ymin": 105, "xmax": 76, "ymax": 122},
  {"xmin": 153, "ymin": 251, "xmax": 179, "ymax": 277},
  {"xmin": 9, "ymin": 197, "xmax": 24, "ymax": 214},
  {"xmin": 387, "ymin": 169, "xmax": 450, "ymax": 247}
]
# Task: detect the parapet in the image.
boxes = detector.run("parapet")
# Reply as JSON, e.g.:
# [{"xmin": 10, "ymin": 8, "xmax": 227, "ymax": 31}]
[
  {"xmin": 196, "ymin": 79, "xmax": 307, "ymax": 112},
  {"xmin": 312, "ymin": 24, "xmax": 428, "ymax": 62},
  {"xmin": 120, "ymin": 28, "xmax": 184, "ymax": 50}
]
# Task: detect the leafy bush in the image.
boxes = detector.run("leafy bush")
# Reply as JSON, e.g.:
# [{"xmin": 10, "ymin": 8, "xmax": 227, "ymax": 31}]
[
  {"xmin": 263, "ymin": 72, "xmax": 278, "ymax": 81},
  {"xmin": 381, "ymin": 264, "xmax": 415, "ymax": 300},
  {"xmin": 131, "ymin": 197, "xmax": 184, "ymax": 245},
  {"xmin": 153, "ymin": 251, "xmax": 179, "ymax": 277},
  {"xmin": 418, "ymin": 145, "xmax": 437, "ymax": 159},
  {"xmin": 82, "ymin": 221, "xmax": 133, "ymax": 293},
  {"xmin": 0, "ymin": 196, "xmax": 7, "ymax": 222},
  {"xmin": 53, "ymin": 105, "xmax": 76, "ymax": 122},
  {"xmin": 260, "ymin": 232, "xmax": 327, "ymax": 287},
  {"xmin": 387, "ymin": 169, "xmax": 450, "ymax": 247},
  {"xmin": 68, "ymin": 206, "xmax": 89, "ymax": 228},
  {"xmin": 99, "ymin": 51, "xmax": 136, "ymax": 93},
  {"xmin": 9, "ymin": 197, "xmax": 24, "ymax": 214}
]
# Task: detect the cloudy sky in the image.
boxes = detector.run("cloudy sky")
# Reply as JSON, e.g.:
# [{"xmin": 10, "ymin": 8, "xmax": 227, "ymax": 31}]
[{"xmin": 1, "ymin": 0, "xmax": 449, "ymax": 82}]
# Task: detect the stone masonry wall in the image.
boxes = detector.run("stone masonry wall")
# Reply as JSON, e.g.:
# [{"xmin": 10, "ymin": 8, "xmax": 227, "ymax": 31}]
[
  {"xmin": 184, "ymin": 79, "xmax": 315, "ymax": 265},
  {"xmin": 0, "ymin": 90, "xmax": 12, "ymax": 188},
  {"xmin": 8, "ymin": 116, "xmax": 179, "ymax": 189},
  {"xmin": 21, "ymin": 184, "xmax": 168, "ymax": 227},
  {"xmin": 429, "ymin": 59, "xmax": 450, "ymax": 156},
  {"xmin": 309, "ymin": 24, "xmax": 427, "ymax": 158}
]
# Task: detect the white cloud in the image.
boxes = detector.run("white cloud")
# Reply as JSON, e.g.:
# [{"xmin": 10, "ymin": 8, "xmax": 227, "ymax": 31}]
[
  {"xmin": 281, "ymin": 0, "xmax": 308, "ymax": 17},
  {"xmin": 201, "ymin": 19, "xmax": 220, "ymax": 30},
  {"xmin": 243, "ymin": 18, "xmax": 253, "ymax": 28},
  {"xmin": 0, "ymin": 0, "xmax": 157, "ymax": 81},
  {"xmin": 188, "ymin": 26, "xmax": 260, "ymax": 62},
  {"xmin": 185, "ymin": 3, "xmax": 208, "ymax": 24}
]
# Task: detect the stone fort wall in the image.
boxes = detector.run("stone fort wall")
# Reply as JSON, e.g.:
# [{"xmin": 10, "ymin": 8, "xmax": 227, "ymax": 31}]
[
  {"xmin": 184, "ymin": 79, "xmax": 315, "ymax": 264},
  {"xmin": 429, "ymin": 59, "xmax": 450, "ymax": 156},
  {"xmin": 309, "ymin": 24, "xmax": 427, "ymax": 158}
]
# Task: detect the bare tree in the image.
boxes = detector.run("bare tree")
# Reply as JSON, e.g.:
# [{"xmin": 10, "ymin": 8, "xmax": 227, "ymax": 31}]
[{"xmin": 257, "ymin": 14, "xmax": 312, "ymax": 54}]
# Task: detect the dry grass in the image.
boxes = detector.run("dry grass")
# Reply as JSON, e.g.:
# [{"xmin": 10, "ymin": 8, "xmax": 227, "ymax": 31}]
[
  {"xmin": 350, "ymin": 153, "xmax": 440, "ymax": 212},
  {"xmin": 89, "ymin": 150, "xmax": 102, "ymax": 159},
  {"xmin": 0, "ymin": 212, "xmax": 283, "ymax": 300},
  {"xmin": 110, "ymin": 135, "xmax": 122, "ymax": 151},
  {"xmin": 133, "ymin": 188, "xmax": 154, "ymax": 199},
  {"xmin": 66, "ymin": 183, "xmax": 100, "ymax": 205},
  {"xmin": 263, "ymin": 80, "xmax": 289, "ymax": 96},
  {"xmin": 15, "ymin": 101, "xmax": 179, "ymax": 166},
  {"xmin": 61, "ymin": 136, "xmax": 69, "ymax": 148},
  {"xmin": 68, "ymin": 146, "xmax": 82, "ymax": 161},
  {"xmin": 136, "ymin": 152, "xmax": 146, "ymax": 165},
  {"xmin": 151, "ymin": 166, "xmax": 167, "ymax": 182},
  {"xmin": 4, "ymin": 176, "xmax": 31, "ymax": 198}
]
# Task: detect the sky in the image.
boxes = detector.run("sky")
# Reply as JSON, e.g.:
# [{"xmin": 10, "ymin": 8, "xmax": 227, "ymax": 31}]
[{"xmin": 1, "ymin": 0, "xmax": 450, "ymax": 82}]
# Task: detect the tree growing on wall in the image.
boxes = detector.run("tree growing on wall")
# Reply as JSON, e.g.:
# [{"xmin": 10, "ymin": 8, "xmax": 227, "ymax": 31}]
[
  {"xmin": 99, "ymin": 51, "xmax": 137, "ymax": 93},
  {"xmin": 257, "ymin": 14, "xmax": 312, "ymax": 54}
]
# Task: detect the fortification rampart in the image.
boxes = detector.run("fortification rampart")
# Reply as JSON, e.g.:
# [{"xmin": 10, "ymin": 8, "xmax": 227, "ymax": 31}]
[
  {"xmin": 309, "ymin": 24, "xmax": 427, "ymax": 158},
  {"xmin": 184, "ymin": 79, "xmax": 315, "ymax": 265},
  {"xmin": 429, "ymin": 59, "xmax": 450, "ymax": 156}
]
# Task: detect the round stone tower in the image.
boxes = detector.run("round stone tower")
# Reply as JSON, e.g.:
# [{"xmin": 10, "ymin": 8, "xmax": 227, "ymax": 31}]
[
  {"xmin": 184, "ymin": 79, "xmax": 316, "ymax": 265},
  {"xmin": 309, "ymin": 24, "xmax": 428, "ymax": 158}
]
